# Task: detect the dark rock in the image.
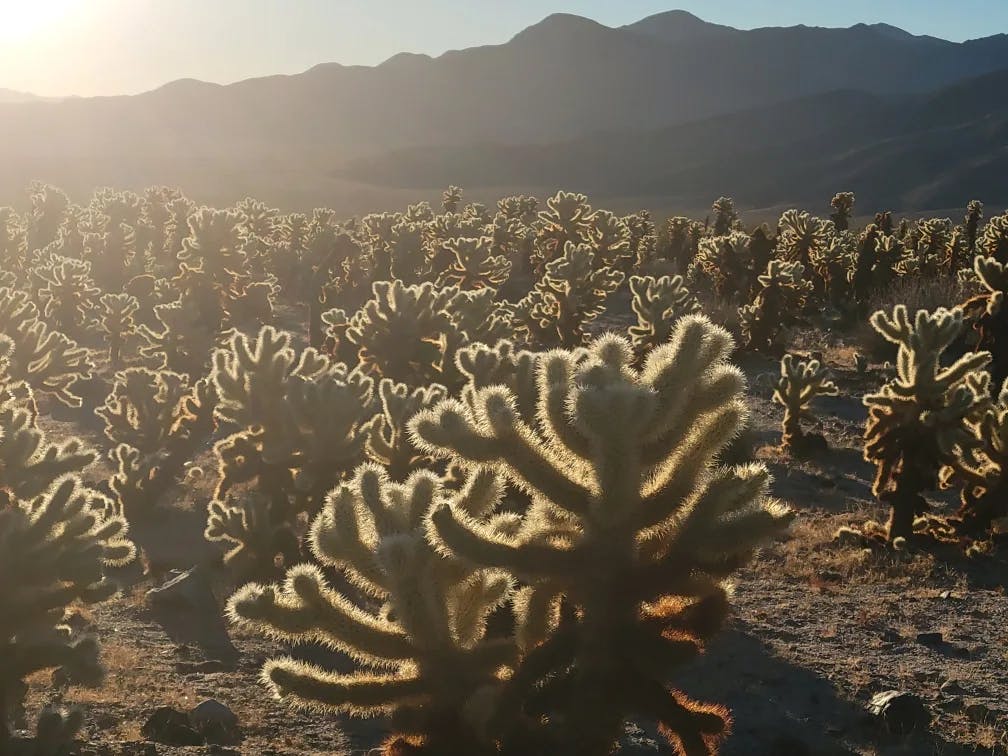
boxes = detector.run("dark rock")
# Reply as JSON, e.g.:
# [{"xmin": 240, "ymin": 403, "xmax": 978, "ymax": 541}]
[
  {"xmin": 189, "ymin": 699, "xmax": 241, "ymax": 745},
  {"xmin": 940, "ymin": 680, "xmax": 967, "ymax": 695},
  {"xmin": 965, "ymin": 702, "xmax": 992, "ymax": 723},
  {"xmin": 141, "ymin": 707, "xmax": 202, "ymax": 746},
  {"xmin": 146, "ymin": 566, "xmax": 217, "ymax": 612},
  {"xmin": 867, "ymin": 690, "xmax": 932, "ymax": 736},
  {"xmin": 916, "ymin": 632, "xmax": 944, "ymax": 646}
]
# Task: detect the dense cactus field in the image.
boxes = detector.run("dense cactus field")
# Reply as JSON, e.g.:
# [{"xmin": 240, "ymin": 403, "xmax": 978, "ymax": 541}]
[{"xmin": 2, "ymin": 182, "xmax": 1007, "ymax": 755}]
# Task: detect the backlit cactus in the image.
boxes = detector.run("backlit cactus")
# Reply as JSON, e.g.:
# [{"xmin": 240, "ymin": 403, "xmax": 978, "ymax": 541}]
[
  {"xmin": 863, "ymin": 305, "xmax": 991, "ymax": 540},
  {"xmin": 412, "ymin": 319, "xmax": 791, "ymax": 754},
  {"xmin": 738, "ymin": 261, "xmax": 812, "ymax": 354},
  {"xmin": 628, "ymin": 274, "xmax": 700, "ymax": 363},
  {"xmin": 772, "ymin": 354, "xmax": 839, "ymax": 453}
]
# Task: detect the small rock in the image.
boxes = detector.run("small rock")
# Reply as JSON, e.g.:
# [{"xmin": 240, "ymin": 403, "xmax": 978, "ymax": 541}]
[
  {"xmin": 880, "ymin": 628, "xmax": 902, "ymax": 643},
  {"xmin": 146, "ymin": 566, "xmax": 216, "ymax": 611},
  {"xmin": 868, "ymin": 690, "xmax": 932, "ymax": 736},
  {"xmin": 965, "ymin": 702, "xmax": 992, "ymax": 723},
  {"xmin": 142, "ymin": 707, "xmax": 202, "ymax": 746},
  {"xmin": 938, "ymin": 696, "xmax": 964, "ymax": 713},
  {"xmin": 818, "ymin": 569, "xmax": 844, "ymax": 583},
  {"xmin": 916, "ymin": 632, "xmax": 944, "ymax": 646},
  {"xmin": 189, "ymin": 699, "xmax": 240, "ymax": 745}
]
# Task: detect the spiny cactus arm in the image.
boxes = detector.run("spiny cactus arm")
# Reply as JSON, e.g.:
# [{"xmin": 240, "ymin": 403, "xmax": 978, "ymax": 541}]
[
  {"xmin": 634, "ymin": 681, "xmax": 730, "ymax": 756},
  {"xmin": 412, "ymin": 394, "xmax": 592, "ymax": 515},
  {"xmin": 261, "ymin": 659, "xmax": 427, "ymax": 715},
  {"xmin": 428, "ymin": 502, "xmax": 582, "ymax": 577},
  {"xmin": 227, "ymin": 565, "xmax": 415, "ymax": 664}
]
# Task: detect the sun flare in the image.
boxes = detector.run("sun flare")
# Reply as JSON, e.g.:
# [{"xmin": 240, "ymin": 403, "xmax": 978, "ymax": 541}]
[{"xmin": 0, "ymin": 0, "xmax": 83, "ymax": 42}]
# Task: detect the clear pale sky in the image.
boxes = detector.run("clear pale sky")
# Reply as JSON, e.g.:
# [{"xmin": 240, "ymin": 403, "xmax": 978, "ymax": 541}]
[{"xmin": 2, "ymin": 0, "xmax": 1006, "ymax": 97}]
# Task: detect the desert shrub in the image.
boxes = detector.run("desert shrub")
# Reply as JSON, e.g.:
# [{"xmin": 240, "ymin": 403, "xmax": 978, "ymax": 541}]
[
  {"xmin": 207, "ymin": 326, "xmax": 376, "ymax": 575},
  {"xmin": 738, "ymin": 261, "xmax": 812, "ymax": 354},
  {"xmin": 0, "ymin": 335, "xmax": 135, "ymax": 744},
  {"xmin": 98, "ymin": 367, "xmax": 216, "ymax": 517},
  {"xmin": 628, "ymin": 274, "xmax": 700, "ymax": 363},
  {"xmin": 863, "ymin": 305, "xmax": 990, "ymax": 540},
  {"xmin": 513, "ymin": 242, "xmax": 623, "ymax": 349},
  {"xmin": 772, "ymin": 354, "xmax": 838, "ymax": 454},
  {"xmin": 411, "ymin": 319, "xmax": 792, "ymax": 754},
  {"xmin": 0, "ymin": 287, "xmax": 93, "ymax": 407}
]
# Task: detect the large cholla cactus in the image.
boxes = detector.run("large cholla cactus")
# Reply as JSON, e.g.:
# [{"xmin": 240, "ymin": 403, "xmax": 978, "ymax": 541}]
[
  {"xmin": 207, "ymin": 327, "xmax": 376, "ymax": 574},
  {"xmin": 534, "ymin": 191, "xmax": 594, "ymax": 271},
  {"xmin": 709, "ymin": 196, "xmax": 738, "ymax": 236},
  {"xmin": 829, "ymin": 192, "xmax": 855, "ymax": 232},
  {"xmin": 941, "ymin": 379, "xmax": 1008, "ymax": 534},
  {"xmin": 0, "ymin": 335, "xmax": 135, "ymax": 743},
  {"xmin": 0, "ymin": 287, "xmax": 93, "ymax": 407},
  {"xmin": 412, "ymin": 319, "xmax": 792, "ymax": 754},
  {"xmin": 689, "ymin": 232, "xmax": 752, "ymax": 300},
  {"xmin": 738, "ymin": 261, "xmax": 812, "ymax": 354},
  {"xmin": 139, "ymin": 299, "xmax": 217, "ymax": 378},
  {"xmin": 346, "ymin": 280, "xmax": 459, "ymax": 387},
  {"xmin": 98, "ymin": 293, "xmax": 140, "ymax": 367},
  {"xmin": 961, "ymin": 255, "xmax": 1008, "ymax": 387},
  {"xmin": 367, "ymin": 378, "xmax": 448, "ymax": 480},
  {"xmin": 863, "ymin": 306, "xmax": 991, "ymax": 540},
  {"xmin": 98, "ymin": 368, "xmax": 216, "ymax": 516},
  {"xmin": 772, "ymin": 354, "xmax": 838, "ymax": 454},
  {"xmin": 436, "ymin": 236, "xmax": 511, "ymax": 290},
  {"xmin": 35, "ymin": 256, "xmax": 100, "ymax": 338},
  {"xmin": 628, "ymin": 274, "xmax": 700, "ymax": 363},
  {"xmin": 228, "ymin": 465, "xmax": 515, "ymax": 756},
  {"xmin": 978, "ymin": 211, "xmax": 1008, "ymax": 263},
  {"xmin": 777, "ymin": 209, "xmax": 831, "ymax": 267},
  {"xmin": 514, "ymin": 242, "xmax": 623, "ymax": 349}
]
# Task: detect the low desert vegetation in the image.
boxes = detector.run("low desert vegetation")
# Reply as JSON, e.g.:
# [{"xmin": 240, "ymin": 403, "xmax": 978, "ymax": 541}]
[{"xmin": 2, "ymin": 181, "xmax": 1007, "ymax": 753}]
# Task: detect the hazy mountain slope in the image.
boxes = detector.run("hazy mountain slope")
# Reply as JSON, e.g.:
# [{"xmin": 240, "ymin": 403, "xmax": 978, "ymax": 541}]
[
  {"xmin": 0, "ymin": 88, "xmax": 46, "ymax": 104},
  {"xmin": 2, "ymin": 11, "xmax": 1008, "ymax": 211},
  {"xmin": 338, "ymin": 68, "xmax": 1008, "ymax": 211}
]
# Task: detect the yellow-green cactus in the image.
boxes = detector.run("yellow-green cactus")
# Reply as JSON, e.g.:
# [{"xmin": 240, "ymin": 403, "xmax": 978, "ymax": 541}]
[
  {"xmin": 628, "ymin": 274, "xmax": 700, "ymax": 363},
  {"xmin": 863, "ymin": 305, "xmax": 991, "ymax": 540},
  {"xmin": 227, "ymin": 465, "xmax": 515, "ymax": 755},
  {"xmin": 412, "ymin": 319, "xmax": 791, "ymax": 754},
  {"xmin": 772, "ymin": 354, "xmax": 839, "ymax": 453}
]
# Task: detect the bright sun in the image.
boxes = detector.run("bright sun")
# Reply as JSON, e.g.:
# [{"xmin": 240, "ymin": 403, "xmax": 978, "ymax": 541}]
[{"xmin": 0, "ymin": 0, "xmax": 83, "ymax": 42}]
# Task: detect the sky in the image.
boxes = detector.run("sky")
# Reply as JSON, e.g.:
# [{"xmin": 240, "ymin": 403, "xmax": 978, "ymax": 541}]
[{"xmin": 1, "ymin": 0, "xmax": 1007, "ymax": 97}]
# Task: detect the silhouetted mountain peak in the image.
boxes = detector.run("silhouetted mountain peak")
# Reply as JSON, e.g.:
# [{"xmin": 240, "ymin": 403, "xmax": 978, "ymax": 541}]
[
  {"xmin": 626, "ymin": 10, "xmax": 737, "ymax": 40},
  {"xmin": 510, "ymin": 13, "xmax": 611, "ymax": 45}
]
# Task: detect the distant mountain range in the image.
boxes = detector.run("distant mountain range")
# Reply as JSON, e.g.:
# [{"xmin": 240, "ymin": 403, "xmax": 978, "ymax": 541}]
[{"xmin": 2, "ymin": 10, "xmax": 1007, "ymax": 213}]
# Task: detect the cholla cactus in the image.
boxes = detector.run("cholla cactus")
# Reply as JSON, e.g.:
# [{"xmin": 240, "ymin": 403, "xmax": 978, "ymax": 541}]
[
  {"xmin": 228, "ymin": 465, "xmax": 515, "ymax": 755},
  {"xmin": 772, "ymin": 354, "xmax": 839, "ymax": 453},
  {"xmin": 588, "ymin": 210, "xmax": 631, "ymax": 268},
  {"xmin": 979, "ymin": 211, "xmax": 1008, "ymax": 263},
  {"xmin": 809, "ymin": 235, "xmax": 854, "ymax": 308},
  {"xmin": 35, "ymin": 256, "xmax": 100, "ymax": 337},
  {"xmin": 738, "ymin": 261, "xmax": 812, "ymax": 354},
  {"xmin": 367, "ymin": 379, "xmax": 448, "ymax": 480},
  {"xmin": 0, "ymin": 335, "xmax": 135, "ymax": 743},
  {"xmin": 454, "ymin": 340, "xmax": 541, "ymax": 424},
  {"xmin": 436, "ymin": 236, "xmax": 511, "ymax": 290},
  {"xmin": 628, "ymin": 274, "xmax": 700, "ymax": 362},
  {"xmin": 710, "ymin": 196, "xmax": 738, "ymax": 235},
  {"xmin": 941, "ymin": 379, "xmax": 1008, "ymax": 533},
  {"xmin": 99, "ymin": 293, "xmax": 140, "ymax": 367},
  {"xmin": 689, "ymin": 232, "xmax": 752, "ymax": 300},
  {"xmin": 412, "ymin": 320, "xmax": 792, "ymax": 754},
  {"xmin": 659, "ymin": 216, "xmax": 702, "ymax": 272},
  {"xmin": 829, "ymin": 192, "xmax": 855, "ymax": 231},
  {"xmin": 98, "ymin": 368, "xmax": 216, "ymax": 516},
  {"xmin": 863, "ymin": 306, "xmax": 991, "ymax": 540},
  {"xmin": 208, "ymin": 327, "xmax": 376, "ymax": 574},
  {"xmin": 964, "ymin": 200, "xmax": 984, "ymax": 254},
  {"xmin": 442, "ymin": 185, "xmax": 464, "ymax": 214},
  {"xmin": 0, "ymin": 287, "xmax": 93, "ymax": 407},
  {"xmin": 139, "ymin": 299, "xmax": 216, "ymax": 378},
  {"xmin": 347, "ymin": 281, "xmax": 458, "ymax": 387},
  {"xmin": 534, "ymin": 191, "xmax": 594, "ymax": 271},
  {"xmin": 777, "ymin": 209, "xmax": 831, "ymax": 267},
  {"xmin": 962, "ymin": 256, "xmax": 1008, "ymax": 386},
  {"xmin": 514, "ymin": 242, "xmax": 623, "ymax": 349}
]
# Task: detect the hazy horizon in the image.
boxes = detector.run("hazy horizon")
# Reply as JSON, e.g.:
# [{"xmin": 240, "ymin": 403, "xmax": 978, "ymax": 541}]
[{"xmin": 2, "ymin": 0, "xmax": 1007, "ymax": 98}]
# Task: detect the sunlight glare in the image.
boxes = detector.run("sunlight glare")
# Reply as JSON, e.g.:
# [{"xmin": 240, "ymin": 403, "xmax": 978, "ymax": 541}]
[{"xmin": 0, "ymin": 0, "xmax": 84, "ymax": 42}]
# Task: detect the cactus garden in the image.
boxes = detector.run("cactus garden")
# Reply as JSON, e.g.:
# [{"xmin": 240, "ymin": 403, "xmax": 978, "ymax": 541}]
[{"xmin": 1, "ymin": 181, "xmax": 1008, "ymax": 756}]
